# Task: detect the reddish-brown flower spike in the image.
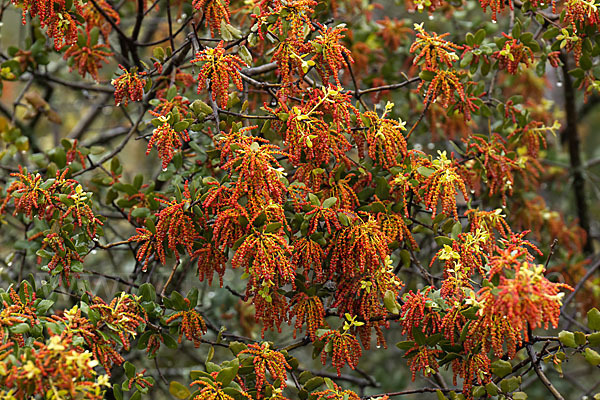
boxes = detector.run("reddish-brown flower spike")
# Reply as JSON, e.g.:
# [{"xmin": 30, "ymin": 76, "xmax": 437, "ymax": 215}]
[
  {"xmin": 328, "ymin": 217, "xmax": 391, "ymax": 278},
  {"xmin": 288, "ymin": 293, "xmax": 325, "ymax": 340},
  {"xmin": 128, "ymin": 227, "xmax": 165, "ymax": 270},
  {"xmin": 270, "ymin": 38, "xmax": 312, "ymax": 91},
  {"xmin": 127, "ymin": 369, "xmax": 154, "ymax": 391},
  {"xmin": 155, "ymin": 181, "xmax": 201, "ymax": 260},
  {"xmin": 0, "ymin": 333, "xmax": 110, "ymax": 398},
  {"xmin": 90, "ymin": 292, "xmax": 147, "ymax": 359},
  {"xmin": 149, "ymin": 91, "xmax": 191, "ymax": 118},
  {"xmin": 479, "ymin": 0, "xmax": 511, "ymax": 20},
  {"xmin": 63, "ymin": 36, "xmax": 112, "ymax": 81},
  {"xmin": 145, "ymin": 332, "xmax": 164, "ymax": 357},
  {"xmin": 565, "ymin": 0, "xmax": 600, "ymax": 30},
  {"xmin": 192, "ymin": 0, "xmax": 231, "ymax": 37},
  {"xmin": 82, "ymin": 0, "xmax": 120, "ymax": 38},
  {"xmin": 146, "ymin": 120, "xmax": 190, "ymax": 169},
  {"xmin": 191, "ymin": 374, "xmax": 252, "ymax": 400},
  {"xmin": 2, "ymin": 167, "xmax": 50, "ymax": 218},
  {"xmin": 211, "ymin": 206, "xmax": 249, "ymax": 250},
  {"xmin": 65, "ymin": 139, "xmax": 87, "ymax": 167},
  {"xmin": 399, "ymin": 288, "xmax": 441, "ymax": 337},
  {"xmin": 332, "ymin": 262, "xmax": 403, "ymax": 348},
  {"xmin": 252, "ymin": 288, "xmax": 289, "ymax": 336},
  {"xmin": 318, "ymin": 329, "xmax": 362, "ymax": 376},
  {"xmin": 292, "ymin": 237, "xmax": 325, "ymax": 282},
  {"xmin": 410, "ymin": 23, "xmax": 462, "ymax": 70},
  {"xmin": 38, "ymin": 232, "xmax": 85, "ymax": 285},
  {"xmin": 239, "ymin": 342, "xmax": 291, "ymax": 392},
  {"xmin": 305, "ymin": 202, "xmax": 343, "ymax": 235},
  {"xmin": 362, "ymin": 108, "xmax": 408, "ymax": 169},
  {"xmin": 377, "ymin": 211, "xmax": 417, "ymax": 249},
  {"xmin": 312, "ymin": 382, "xmax": 362, "ymax": 400},
  {"xmin": 60, "ymin": 184, "xmax": 104, "ymax": 238},
  {"xmin": 219, "ymin": 132, "xmax": 288, "ymax": 213},
  {"xmin": 166, "ymin": 299, "xmax": 208, "ymax": 348},
  {"xmin": 191, "ymin": 42, "xmax": 247, "ymax": 109},
  {"xmin": 192, "ymin": 242, "xmax": 227, "ymax": 286},
  {"xmin": 253, "ymin": 0, "xmax": 317, "ymax": 40},
  {"xmin": 0, "ymin": 285, "xmax": 38, "ymax": 345},
  {"xmin": 462, "ymin": 134, "xmax": 520, "ymax": 204},
  {"xmin": 231, "ymin": 231, "xmax": 295, "ymax": 287},
  {"xmin": 493, "ymin": 34, "xmax": 534, "ymax": 74},
  {"xmin": 376, "ymin": 17, "xmax": 411, "ymax": 51},
  {"xmin": 281, "ymin": 103, "xmax": 332, "ymax": 167},
  {"xmin": 311, "ymin": 25, "xmax": 353, "ymax": 87},
  {"xmin": 452, "ymin": 352, "xmax": 491, "ymax": 396},
  {"xmin": 466, "ymin": 262, "xmax": 572, "ymax": 358},
  {"xmin": 421, "ymin": 151, "xmax": 469, "ymax": 220},
  {"xmin": 112, "ymin": 65, "xmax": 146, "ymax": 106},
  {"xmin": 405, "ymin": 343, "xmax": 442, "ymax": 381},
  {"xmin": 16, "ymin": 0, "xmax": 83, "ymax": 49},
  {"xmin": 419, "ymin": 69, "xmax": 469, "ymax": 109}
]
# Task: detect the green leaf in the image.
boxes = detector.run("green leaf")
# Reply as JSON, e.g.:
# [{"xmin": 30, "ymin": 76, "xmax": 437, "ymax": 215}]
[
  {"xmin": 485, "ymin": 382, "xmax": 499, "ymax": 396},
  {"xmin": 474, "ymin": 29, "xmax": 486, "ymax": 45},
  {"xmin": 491, "ymin": 359, "xmax": 512, "ymax": 378},
  {"xmin": 9, "ymin": 323, "xmax": 30, "ymax": 334},
  {"xmin": 580, "ymin": 53, "xmax": 593, "ymax": 71},
  {"xmin": 131, "ymin": 207, "xmax": 150, "ymax": 219},
  {"xmin": 559, "ymin": 330, "xmax": 577, "ymax": 348},
  {"xmin": 435, "ymin": 236, "xmax": 453, "ymax": 247},
  {"xmin": 419, "ymin": 70, "xmax": 435, "ymax": 81},
  {"xmin": 396, "ymin": 340, "xmax": 415, "ymax": 350},
  {"xmin": 512, "ymin": 392, "xmax": 528, "ymax": 400},
  {"xmin": 113, "ymin": 384, "xmax": 123, "ymax": 400},
  {"xmin": 190, "ymin": 370, "xmax": 212, "ymax": 380},
  {"xmin": 383, "ymin": 290, "xmax": 400, "ymax": 314},
  {"xmin": 264, "ymin": 222, "xmax": 282, "ymax": 233},
  {"xmin": 169, "ymin": 381, "xmax": 191, "ymax": 399},
  {"xmin": 238, "ymin": 45, "xmax": 253, "ymax": 65},
  {"xmin": 588, "ymin": 308, "xmax": 600, "ymax": 330},
  {"xmin": 472, "ymin": 386, "xmax": 486, "ymax": 398},
  {"xmin": 153, "ymin": 47, "xmax": 165, "ymax": 61},
  {"xmin": 417, "ymin": 166, "xmax": 434, "ymax": 177},
  {"xmin": 511, "ymin": 23, "xmax": 521, "ymax": 39},
  {"xmin": 322, "ymin": 197, "xmax": 337, "ymax": 209},
  {"xmin": 412, "ymin": 327, "xmax": 427, "ymax": 346},
  {"xmin": 166, "ymin": 85, "xmax": 178, "ymax": 101},
  {"xmin": 206, "ymin": 361, "xmax": 221, "ymax": 373},
  {"xmin": 499, "ymin": 376, "xmax": 521, "ymax": 393},
  {"xmin": 451, "ymin": 222, "xmax": 462, "ymax": 240},
  {"xmin": 36, "ymin": 299, "xmax": 54, "ymax": 314},
  {"xmin": 170, "ymin": 291, "xmax": 186, "ymax": 310},
  {"xmin": 124, "ymin": 361, "xmax": 136, "ymax": 379},
  {"xmin": 162, "ymin": 333, "xmax": 178, "ymax": 349},
  {"xmin": 542, "ymin": 27, "xmax": 560, "ymax": 40},
  {"xmin": 229, "ymin": 341, "xmax": 247, "ymax": 356},
  {"xmin": 303, "ymin": 376, "xmax": 324, "ymax": 391},
  {"xmin": 138, "ymin": 283, "xmax": 156, "ymax": 302},
  {"xmin": 216, "ymin": 359, "xmax": 239, "ymax": 387},
  {"xmin": 584, "ymin": 348, "xmax": 600, "ymax": 366},
  {"xmin": 588, "ymin": 332, "xmax": 600, "ymax": 346},
  {"xmin": 174, "ymin": 121, "xmax": 189, "ymax": 132},
  {"xmin": 191, "ymin": 100, "xmax": 213, "ymax": 115},
  {"xmin": 460, "ymin": 306, "xmax": 479, "ymax": 320}
]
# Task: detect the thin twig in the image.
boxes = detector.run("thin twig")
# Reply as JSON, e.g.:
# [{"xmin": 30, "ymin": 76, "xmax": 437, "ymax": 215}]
[
  {"xmin": 526, "ymin": 340, "xmax": 564, "ymax": 400},
  {"xmin": 160, "ymin": 261, "xmax": 180, "ymax": 297}
]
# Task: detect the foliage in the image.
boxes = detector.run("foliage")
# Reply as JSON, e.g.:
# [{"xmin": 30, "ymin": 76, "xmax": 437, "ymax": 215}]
[{"xmin": 1, "ymin": 0, "xmax": 600, "ymax": 399}]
